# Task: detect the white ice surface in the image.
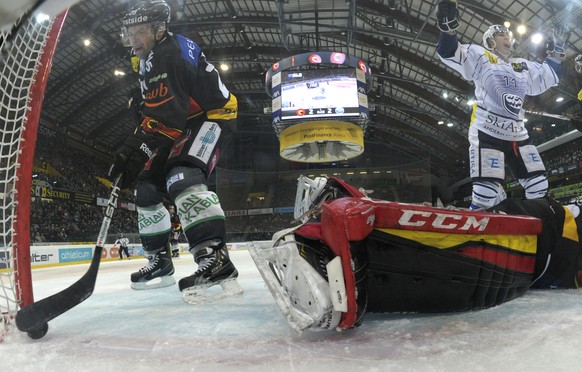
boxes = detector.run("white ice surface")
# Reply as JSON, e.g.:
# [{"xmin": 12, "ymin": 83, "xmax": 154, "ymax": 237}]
[{"xmin": 3, "ymin": 250, "xmax": 582, "ymax": 372}]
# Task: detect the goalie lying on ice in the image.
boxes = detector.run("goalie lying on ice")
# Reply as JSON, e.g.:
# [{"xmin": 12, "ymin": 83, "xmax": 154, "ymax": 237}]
[{"xmin": 249, "ymin": 176, "xmax": 582, "ymax": 333}]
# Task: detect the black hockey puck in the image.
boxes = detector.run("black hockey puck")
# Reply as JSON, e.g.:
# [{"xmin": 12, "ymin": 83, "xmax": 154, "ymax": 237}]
[{"xmin": 26, "ymin": 322, "xmax": 49, "ymax": 339}]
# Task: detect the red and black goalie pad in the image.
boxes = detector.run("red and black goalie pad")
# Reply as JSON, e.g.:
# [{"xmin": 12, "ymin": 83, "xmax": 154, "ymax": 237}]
[
  {"xmin": 490, "ymin": 197, "xmax": 582, "ymax": 289},
  {"xmin": 298, "ymin": 195, "xmax": 542, "ymax": 329},
  {"xmin": 295, "ymin": 197, "xmax": 374, "ymax": 330},
  {"xmin": 365, "ymin": 201, "xmax": 540, "ymax": 313},
  {"xmin": 365, "ymin": 229, "xmax": 536, "ymax": 313}
]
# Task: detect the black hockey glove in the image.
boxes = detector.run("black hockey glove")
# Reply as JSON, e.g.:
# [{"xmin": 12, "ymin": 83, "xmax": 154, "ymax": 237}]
[
  {"xmin": 546, "ymin": 27, "xmax": 566, "ymax": 60},
  {"xmin": 436, "ymin": 0, "xmax": 460, "ymax": 33},
  {"xmin": 108, "ymin": 132, "xmax": 157, "ymax": 189}
]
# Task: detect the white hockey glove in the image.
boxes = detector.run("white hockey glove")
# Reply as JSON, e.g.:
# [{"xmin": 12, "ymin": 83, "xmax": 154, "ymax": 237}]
[
  {"xmin": 546, "ymin": 27, "xmax": 566, "ymax": 60},
  {"xmin": 436, "ymin": 0, "xmax": 460, "ymax": 33}
]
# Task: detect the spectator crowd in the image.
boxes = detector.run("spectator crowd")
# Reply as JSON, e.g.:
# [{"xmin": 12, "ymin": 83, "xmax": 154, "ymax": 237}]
[{"xmin": 29, "ymin": 129, "xmax": 582, "ymax": 244}]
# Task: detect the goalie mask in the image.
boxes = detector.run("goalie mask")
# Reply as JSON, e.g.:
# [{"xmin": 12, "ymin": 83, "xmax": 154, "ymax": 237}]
[{"xmin": 482, "ymin": 25, "xmax": 515, "ymax": 51}]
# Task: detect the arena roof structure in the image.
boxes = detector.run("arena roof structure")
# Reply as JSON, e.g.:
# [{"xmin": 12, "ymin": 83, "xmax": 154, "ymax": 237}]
[{"xmin": 33, "ymin": 0, "xmax": 582, "ymax": 183}]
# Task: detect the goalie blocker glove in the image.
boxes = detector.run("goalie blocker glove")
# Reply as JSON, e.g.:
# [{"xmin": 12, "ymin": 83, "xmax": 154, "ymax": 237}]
[
  {"xmin": 108, "ymin": 132, "xmax": 156, "ymax": 189},
  {"xmin": 436, "ymin": 0, "xmax": 460, "ymax": 33}
]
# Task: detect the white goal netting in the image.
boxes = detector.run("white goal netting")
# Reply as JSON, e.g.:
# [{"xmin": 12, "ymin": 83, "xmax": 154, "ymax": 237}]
[{"xmin": 0, "ymin": 8, "xmax": 59, "ymax": 341}]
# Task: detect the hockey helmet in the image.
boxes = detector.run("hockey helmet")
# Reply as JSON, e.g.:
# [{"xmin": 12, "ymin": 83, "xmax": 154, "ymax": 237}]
[
  {"xmin": 122, "ymin": 0, "xmax": 170, "ymax": 27},
  {"xmin": 482, "ymin": 25, "xmax": 514, "ymax": 51},
  {"xmin": 121, "ymin": 0, "xmax": 171, "ymax": 46}
]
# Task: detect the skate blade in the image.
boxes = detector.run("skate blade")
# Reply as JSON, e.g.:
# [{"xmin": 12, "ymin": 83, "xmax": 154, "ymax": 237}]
[
  {"xmin": 131, "ymin": 275, "xmax": 176, "ymax": 290},
  {"xmin": 181, "ymin": 278, "xmax": 244, "ymax": 304}
]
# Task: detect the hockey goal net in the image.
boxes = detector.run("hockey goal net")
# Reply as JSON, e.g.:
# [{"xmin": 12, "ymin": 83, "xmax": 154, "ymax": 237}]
[{"xmin": 0, "ymin": 4, "xmax": 67, "ymax": 341}]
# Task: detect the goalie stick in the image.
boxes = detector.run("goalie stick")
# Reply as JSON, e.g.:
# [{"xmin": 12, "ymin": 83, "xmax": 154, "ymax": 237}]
[{"xmin": 15, "ymin": 175, "xmax": 121, "ymax": 339}]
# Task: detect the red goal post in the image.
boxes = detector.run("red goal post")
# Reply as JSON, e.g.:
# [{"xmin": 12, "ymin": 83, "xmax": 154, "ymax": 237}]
[{"xmin": 0, "ymin": 8, "xmax": 67, "ymax": 341}]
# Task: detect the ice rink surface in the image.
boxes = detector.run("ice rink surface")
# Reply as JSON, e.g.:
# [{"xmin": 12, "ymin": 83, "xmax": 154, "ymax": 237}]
[{"xmin": 4, "ymin": 249, "xmax": 582, "ymax": 372}]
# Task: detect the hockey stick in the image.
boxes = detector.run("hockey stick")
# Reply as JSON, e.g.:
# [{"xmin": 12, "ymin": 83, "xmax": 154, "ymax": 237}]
[
  {"xmin": 524, "ymin": 110, "xmax": 570, "ymax": 121},
  {"xmin": 15, "ymin": 175, "xmax": 121, "ymax": 339}
]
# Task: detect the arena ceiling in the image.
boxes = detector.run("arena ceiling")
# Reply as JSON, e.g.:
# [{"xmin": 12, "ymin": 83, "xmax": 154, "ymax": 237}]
[{"xmin": 34, "ymin": 0, "xmax": 582, "ymax": 183}]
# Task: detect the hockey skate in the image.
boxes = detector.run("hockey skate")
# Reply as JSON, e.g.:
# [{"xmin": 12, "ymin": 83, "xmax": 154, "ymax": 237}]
[
  {"xmin": 179, "ymin": 245, "xmax": 243, "ymax": 304},
  {"xmin": 130, "ymin": 248, "xmax": 176, "ymax": 290}
]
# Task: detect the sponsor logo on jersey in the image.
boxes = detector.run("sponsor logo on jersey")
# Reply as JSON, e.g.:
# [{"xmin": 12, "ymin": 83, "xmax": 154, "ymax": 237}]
[
  {"xmin": 144, "ymin": 82, "xmax": 174, "ymax": 107},
  {"xmin": 502, "ymin": 93, "xmax": 523, "ymax": 116},
  {"xmin": 149, "ymin": 73, "xmax": 167, "ymax": 83},
  {"xmin": 511, "ymin": 62, "xmax": 528, "ymax": 72},
  {"xmin": 189, "ymin": 122, "xmax": 221, "ymax": 164}
]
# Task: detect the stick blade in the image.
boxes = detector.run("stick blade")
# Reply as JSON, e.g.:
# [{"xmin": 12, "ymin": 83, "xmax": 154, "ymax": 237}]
[{"xmin": 15, "ymin": 246, "xmax": 102, "ymax": 332}]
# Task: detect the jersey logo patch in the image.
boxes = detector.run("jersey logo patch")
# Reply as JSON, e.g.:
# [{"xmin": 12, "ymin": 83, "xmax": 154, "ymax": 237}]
[
  {"xmin": 502, "ymin": 93, "xmax": 523, "ymax": 116},
  {"xmin": 511, "ymin": 62, "xmax": 528, "ymax": 72}
]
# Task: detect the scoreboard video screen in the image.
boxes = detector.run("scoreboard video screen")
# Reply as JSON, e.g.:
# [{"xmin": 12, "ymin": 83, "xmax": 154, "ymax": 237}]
[{"xmin": 280, "ymin": 68, "xmax": 360, "ymax": 120}]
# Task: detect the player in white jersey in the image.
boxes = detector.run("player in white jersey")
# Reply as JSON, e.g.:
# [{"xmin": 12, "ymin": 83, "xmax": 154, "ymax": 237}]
[{"xmin": 435, "ymin": 0, "xmax": 566, "ymax": 209}]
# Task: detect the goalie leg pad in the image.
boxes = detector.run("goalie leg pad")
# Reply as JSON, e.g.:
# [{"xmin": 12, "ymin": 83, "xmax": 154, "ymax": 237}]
[{"xmin": 249, "ymin": 234, "xmax": 341, "ymax": 333}]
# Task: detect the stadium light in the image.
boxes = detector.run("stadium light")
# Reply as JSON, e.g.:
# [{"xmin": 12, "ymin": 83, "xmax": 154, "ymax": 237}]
[{"xmin": 531, "ymin": 32, "xmax": 543, "ymax": 44}]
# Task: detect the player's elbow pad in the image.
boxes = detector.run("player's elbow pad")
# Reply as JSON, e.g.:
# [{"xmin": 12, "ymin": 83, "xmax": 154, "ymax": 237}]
[{"xmin": 436, "ymin": 32, "xmax": 458, "ymax": 58}]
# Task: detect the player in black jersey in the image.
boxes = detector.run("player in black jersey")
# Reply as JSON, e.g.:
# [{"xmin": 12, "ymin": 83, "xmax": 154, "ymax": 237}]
[{"xmin": 109, "ymin": 0, "xmax": 242, "ymax": 302}]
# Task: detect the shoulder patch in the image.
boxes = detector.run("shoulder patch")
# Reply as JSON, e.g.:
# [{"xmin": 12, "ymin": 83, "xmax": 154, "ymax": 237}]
[
  {"xmin": 176, "ymin": 34, "xmax": 201, "ymax": 67},
  {"xmin": 511, "ymin": 62, "xmax": 528, "ymax": 72},
  {"xmin": 484, "ymin": 50, "xmax": 498, "ymax": 64}
]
